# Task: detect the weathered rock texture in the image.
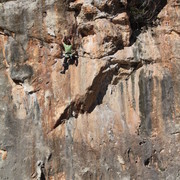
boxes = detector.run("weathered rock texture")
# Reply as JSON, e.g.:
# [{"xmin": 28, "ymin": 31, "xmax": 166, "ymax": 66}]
[{"xmin": 0, "ymin": 0, "xmax": 180, "ymax": 179}]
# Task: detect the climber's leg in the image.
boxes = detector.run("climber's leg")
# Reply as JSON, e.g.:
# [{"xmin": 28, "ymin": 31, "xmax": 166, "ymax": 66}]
[{"xmin": 60, "ymin": 57, "xmax": 69, "ymax": 74}]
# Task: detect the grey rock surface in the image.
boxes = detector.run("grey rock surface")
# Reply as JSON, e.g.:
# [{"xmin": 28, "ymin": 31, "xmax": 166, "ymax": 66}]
[{"xmin": 0, "ymin": 0, "xmax": 179, "ymax": 179}]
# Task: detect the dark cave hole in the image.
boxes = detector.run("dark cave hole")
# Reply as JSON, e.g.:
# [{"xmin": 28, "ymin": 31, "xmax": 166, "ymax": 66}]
[
  {"xmin": 12, "ymin": 79, "xmax": 23, "ymax": 85},
  {"xmin": 139, "ymin": 141, "xmax": 146, "ymax": 146},
  {"xmin": 43, "ymin": 11, "xmax": 47, "ymax": 17},
  {"xmin": 127, "ymin": 0, "xmax": 167, "ymax": 45},
  {"xmin": 144, "ymin": 157, "xmax": 151, "ymax": 166}
]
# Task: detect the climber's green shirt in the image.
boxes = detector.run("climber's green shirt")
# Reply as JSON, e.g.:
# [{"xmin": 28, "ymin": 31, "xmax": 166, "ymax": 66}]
[{"xmin": 63, "ymin": 43, "xmax": 72, "ymax": 54}]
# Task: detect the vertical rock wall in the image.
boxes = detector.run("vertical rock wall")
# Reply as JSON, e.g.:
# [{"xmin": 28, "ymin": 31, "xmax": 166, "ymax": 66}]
[{"xmin": 0, "ymin": 0, "xmax": 180, "ymax": 179}]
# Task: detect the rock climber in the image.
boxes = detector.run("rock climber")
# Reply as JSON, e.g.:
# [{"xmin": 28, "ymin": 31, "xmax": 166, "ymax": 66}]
[{"xmin": 60, "ymin": 35, "xmax": 78, "ymax": 74}]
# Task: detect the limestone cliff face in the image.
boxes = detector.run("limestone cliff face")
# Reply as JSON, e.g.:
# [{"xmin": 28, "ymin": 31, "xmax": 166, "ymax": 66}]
[{"xmin": 0, "ymin": 0, "xmax": 180, "ymax": 179}]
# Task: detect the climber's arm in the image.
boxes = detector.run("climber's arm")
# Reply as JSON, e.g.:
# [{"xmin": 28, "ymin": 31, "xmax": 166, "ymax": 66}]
[
  {"xmin": 70, "ymin": 36, "xmax": 74, "ymax": 45},
  {"xmin": 61, "ymin": 36, "xmax": 65, "ymax": 45}
]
